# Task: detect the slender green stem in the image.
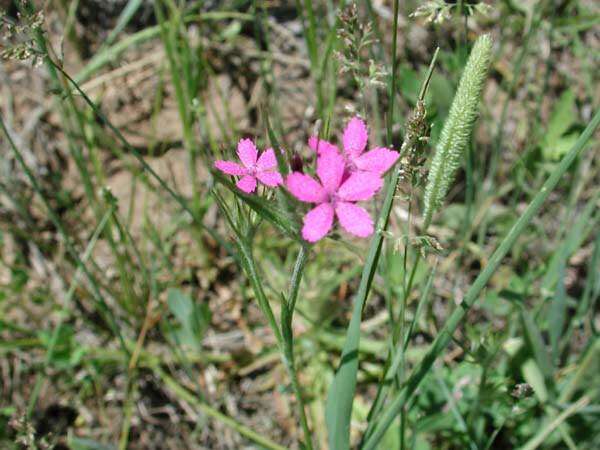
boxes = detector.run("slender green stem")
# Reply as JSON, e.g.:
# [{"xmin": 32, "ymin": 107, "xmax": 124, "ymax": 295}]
[
  {"xmin": 279, "ymin": 246, "xmax": 313, "ymax": 449},
  {"xmin": 237, "ymin": 241, "xmax": 283, "ymax": 347},
  {"xmin": 386, "ymin": 0, "xmax": 400, "ymax": 146},
  {"xmin": 362, "ymin": 108, "xmax": 600, "ymax": 450}
]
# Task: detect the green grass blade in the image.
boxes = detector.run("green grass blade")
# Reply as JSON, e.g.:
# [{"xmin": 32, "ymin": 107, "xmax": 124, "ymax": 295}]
[
  {"xmin": 362, "ymin": 107, "xmax": 600, "ymax": 450},
  {"xmin": 518, "ymin": 396, "xmax": 590, "ymax": 450},
  {"xmin": 104, "ymin": 0, "xmax": 144, "ymax": 47},
  {"xmin": 520, "ymin": 310, "xmax": 555, "ymax": 393}
]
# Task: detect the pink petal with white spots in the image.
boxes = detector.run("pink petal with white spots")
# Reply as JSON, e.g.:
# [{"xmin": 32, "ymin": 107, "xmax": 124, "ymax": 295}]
[
  {"xmin": 256, "ymin": 148, "xmax": 278, "ymax": 171},
  {"xmin": 214, "ymin": 160, "xmax": 247, "ymax": 176},
  {"xmin": 256, "ymin": 170, "xmax": 283, "ymax": 187},
  {"xmin": 236, "ymin": 175, "xmax": 257, "ymax": 193},
  {"xmin": 335, "ymin": 202, "xmax": 374, "ymax": 238},
  {"xmin": 316, "ymin": 148, "xmax": 345, "ymax": 193},
  {"xmin": 308, "ymin": 136, "xmax": 339, "ymax": 155},
  {"xmin": 337, "ymin": 172, "xmax": 383, "ymax": 201},
  {"xmin": 342, "ymin": 117, "xmax": 368, "ymax": 157},
  {"xmin": 237, "ymin": 138, "xmax": 258, "ymax": 167},
  {"xmin": 354, "ymin": 147, "xmax": 400, "ymax": 175},
  {"xmin": 286, "ymin": 172, "xmax": 327, "ymax": 203},
  {"xmin": 302, "ymin": 203, "xmax": 334, "ymax": 243}
]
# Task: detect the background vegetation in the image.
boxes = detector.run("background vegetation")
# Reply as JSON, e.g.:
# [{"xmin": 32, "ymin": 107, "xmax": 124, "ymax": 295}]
[{"xmin": 1, "ymin": 0, "xmax": 599, "ymax": 449}]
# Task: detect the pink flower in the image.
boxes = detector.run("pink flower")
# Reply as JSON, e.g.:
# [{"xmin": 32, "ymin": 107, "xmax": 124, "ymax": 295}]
[
  {"xmin": 287, "ymin": 149, "xmax": 383, "ymax": 242},
  {"xmin": 214, "ymin": 139, "xmax": 283, "ymax": 194},
  {"xmin": 308, "ymin": 116, "xmax": 399, "ymax": 177}
]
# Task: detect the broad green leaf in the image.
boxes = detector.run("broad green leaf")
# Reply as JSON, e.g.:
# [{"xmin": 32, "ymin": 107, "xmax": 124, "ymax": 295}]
[{"xmin": 545, "ymin": 89, "xmax": 576, "ymax": 143}]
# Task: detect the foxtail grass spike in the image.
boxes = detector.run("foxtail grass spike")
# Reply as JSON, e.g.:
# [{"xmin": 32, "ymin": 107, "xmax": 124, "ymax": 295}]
[{"xmin": 423, "ymin": 34, "xmax": 492, "ymax": 228}]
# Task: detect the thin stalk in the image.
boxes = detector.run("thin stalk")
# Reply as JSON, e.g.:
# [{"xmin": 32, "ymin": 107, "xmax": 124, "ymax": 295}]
[
  {"xmin": 362, "ymin": 108, "xmax": 600, "ymax": 450},
  {"xmin": 154, "ymin": 2, "xmax": 201, "ymax": 212},
  {"xmin": 237, "ymin": 242, "xmax": 283, "ymax": 347},
  {"xmin": 281, "ymin": 246, "xmax": 313, "ymax": 450},
  {"xmin": 296, "ymin": 0, "xmax": 324, "ymax": 114},
  {"xmin": 386, "ymin": 0, "xmax": 400, "ymax": 146}
]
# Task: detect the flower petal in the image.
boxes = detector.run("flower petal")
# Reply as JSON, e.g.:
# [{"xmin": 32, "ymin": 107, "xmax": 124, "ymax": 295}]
[
  {"xmin": 342, "ymin": 116, "xmax": 368, "ymax": 157},
  {"xmin": 316, "ymin": 148, "xmax": 345, "ymax": 193},
  {"xmin": 337, "ymin": 172, "xmax": 383, "ymax": 201},
  {"xmin": 335, "ymin": 202, "xmax": 374, "ymax": 238},
  {"xmin": 354, "ymin": 147, "xmax": 400, "ymax": 175},
  {"xmin": 302, "ymin": 203, "xmax": 334, "ymax": 242},
  {"xmin": 237, "ymin": 138, "xmax": 258, "ymax": 167},
  {"xmin": 214, "ymin": 160, "xmax": 246, "ymax": 176},
  {"xmin": 236, "ymin": 175, "xmax": 257, "ymax": 193},
  {"xmin": 286, "ymin": 172, "xmax": 326, "ymax": 203},
  {"xmin": 256, "ymin": 170, "xmax": 283, "ymax": 187},
  {"xmin": 308, "ymin": 136, "xmax": 339, "ymax": 155},
  {"xmin": 256, "ymin": 148, "xmax": 278, "ymax": 171}
]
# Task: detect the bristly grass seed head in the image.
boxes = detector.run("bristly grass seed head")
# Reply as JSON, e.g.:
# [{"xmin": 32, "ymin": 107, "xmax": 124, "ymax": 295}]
[{"xmin": 422, "ymin": 34, "xmax": 492, "ymax": 228}]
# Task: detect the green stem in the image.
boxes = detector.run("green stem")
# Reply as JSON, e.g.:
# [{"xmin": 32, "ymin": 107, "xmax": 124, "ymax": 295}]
[
  {"xmin": 237, "ymin": 242, "xmax": 284, "ymax": 346},
  {"xmin": 362, "ymin": 107, "xmax": 600, "ymax": 450},
  {"xmin": 284, "ymin": 246, "xmax": 313, "ymax": 450},
  {"xmin": 386, "ymin": 0, "xmax": 401, "ymax": 146}
]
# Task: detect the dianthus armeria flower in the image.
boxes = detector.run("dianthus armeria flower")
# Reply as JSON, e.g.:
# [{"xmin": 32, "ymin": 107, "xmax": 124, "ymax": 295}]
[
  {"xmin": 214, "ymin": 138, "xmax": 283, "ymax": 193},
  {"xmin": 308, "ymin": 116, "xmax": 399, "ymax": 177},
  {"xmin": 287, "ymin": 149, "xmax": 382, "ymax": 242}
]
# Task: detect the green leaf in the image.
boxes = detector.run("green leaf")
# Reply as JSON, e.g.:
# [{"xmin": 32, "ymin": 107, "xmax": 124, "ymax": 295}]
[
  {"xmin": 542, "ymin": 133, "xmax": 579, "ymax": 161},
  {"xmin": 548, "ymin": 265, "xmax": 567, "ymax": 363},
  {"xmin": 167, "ymin": 289, "xmax": 211, "ymax": 351},
  {"xmin": 39, "ymin": 325, "xmax": 85, "ymax": 369},
  {"xmin": 521, "ymin": 358, "xmax": 548, "ymax": 403},
  {"xmin": 545, "ymin": 89, "xmax": 576, "ymax": 143},
  {"xmin": 68, "ymin": 436, "xmax": 118, "ymax": 450},
  {"xmin": 520, "ymin": 310, "xmax": 554, "ymax": 396},
  {"xmin": 220, "ymin": 20, "xmax": 242, "ymax": 41}
]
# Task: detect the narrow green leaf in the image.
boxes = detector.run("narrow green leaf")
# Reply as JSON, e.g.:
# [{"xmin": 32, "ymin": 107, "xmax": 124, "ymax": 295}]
[
  {"xmin": 104, "ymin": 0, "xmax": 144, "ymax": 47},
  {"xmin": 548, "ymin": 265, "xmax": 567, "ymax": 363},
  {"xmin": 521, "ymin": 310, "xmax": 554, "ymax": 387},
  {"xmin": 68, "ymin": 437, "xmax": 117, "ymax": 450}
]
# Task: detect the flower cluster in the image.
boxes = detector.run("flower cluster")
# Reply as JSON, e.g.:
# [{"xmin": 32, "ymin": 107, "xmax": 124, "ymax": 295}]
[{"xmin": 214, "ymin": 117, "xmax": 399, "ymax": 243}]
